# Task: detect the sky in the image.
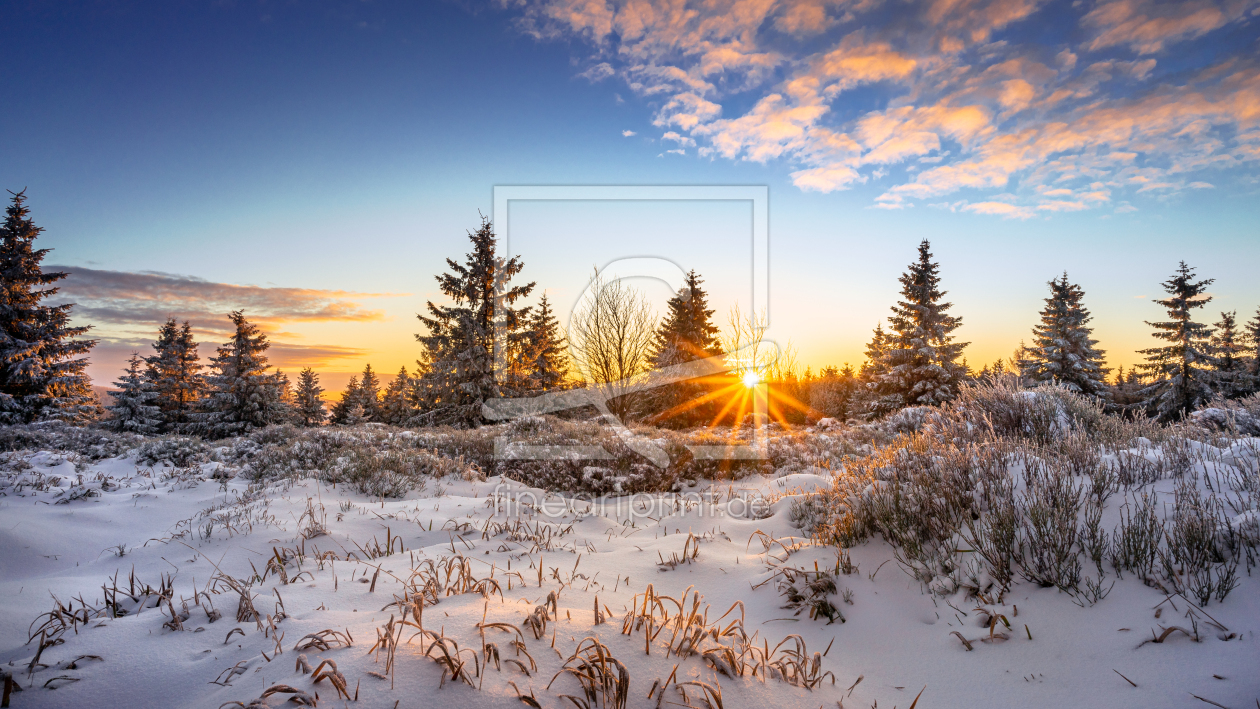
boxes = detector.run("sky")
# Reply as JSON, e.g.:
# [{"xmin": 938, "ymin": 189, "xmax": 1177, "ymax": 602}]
[{"xmin": 1, "ymin": 0, "xmax": 1258, "ymax": 394}]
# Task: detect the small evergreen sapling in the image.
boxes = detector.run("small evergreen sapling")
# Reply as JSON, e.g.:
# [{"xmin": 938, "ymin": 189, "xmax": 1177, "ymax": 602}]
[{"xmin": 107, "ymin": 353, "xmax": 160, "ymax": 434}]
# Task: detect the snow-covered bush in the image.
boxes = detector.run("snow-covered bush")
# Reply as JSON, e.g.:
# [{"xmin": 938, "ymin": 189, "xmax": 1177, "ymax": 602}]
[
  {"xmin": 1191, "ymin": 394, "xmax": 1260, "ymax": 436},
  {"xmin": 134, "ymin": 435, "xmax": 211, "ymax": 467},
  {"xmin": 0, "ymin": 423, "xmax": 138, "ymax": 460},
  {"xmin": 800, "ymin": 394, "xmax": 1258, "ymax": 605}
]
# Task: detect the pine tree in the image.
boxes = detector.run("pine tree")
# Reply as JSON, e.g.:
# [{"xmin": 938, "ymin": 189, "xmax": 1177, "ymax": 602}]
[
  {"xmin": 1246, "ymin": 307, "xmax": 1260, "ymax": 382},
  {"xmin": 330, "ymin": 375, "xmax": 360, "ymax": 425},
  {"xmin": 859, "ymin": 324, "xmax": 890, "ymax": 381},
  {"xmin": 649, "ymin": 271, "xmax": 721, "ymax": 368},
  {"xmin": 0, "ymin": 190, "xmax": 98, "ymax": 423},
  {"xmin": 274, "ymin": 370, "xmax": 296, "ymax": 424},
  {"xmin": 1138, "ymin": 262, "xmax": 1216, "ymax": 421},
  {"xmin": 415, "ymin": 217, "xmax": 534, "ymax": 426},
  {"xmin": 849, "ymin": 324, "xmax": 890, "ymax": 416},
  {"xmin": 1209, "ymin": 311, "xmax": 1251, "ymax": 399},
  {"xmin": 380, "ymin": 366, "xmax": 415, "ymax": 425},
  {"xmin": 107, "ymin": 353, "xmax": 160, "ymax": 434},
  {"xmin": 294, "ymin": 368, "xmax": 326, "ymax": 427},
  {"xmin": 195, "ymin": 311, "xmax": 287, "ymax": 438},
  {"xmin": 519, "ymin": 293, "xmax": 569, "ymax": 392},
  {"xmin": 145, "ymin": 318, "xmax": 203, "ymax": 432},
  {"xmin": 867, "ymin": 240, "xmax": 968, "ymax": 417},
  {"xmin": 1017, "ymin": 273, "xmax": 1108, "ymax": 397},
  {"xmin": 646, "ymin": 271, "xmax": 722, "ymax": 425},
  {"xmin": 356, "ymin": 363, "xmax": 382, "ymax": 422}
]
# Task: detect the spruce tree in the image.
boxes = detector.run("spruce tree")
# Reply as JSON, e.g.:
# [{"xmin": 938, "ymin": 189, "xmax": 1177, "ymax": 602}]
[
  {"xmin": 649, "ymin": 271, "xmax": 721, "ymax": 368},
  {"xmin": 0, "ymin": 190, "xmax": 98, "ymax": 423},
  {"xmin": 859, "ymin": 324, "xmax": 889, "ymax": 381},
  {"xmin": 380, "ymin": 366, "xmax": 415, "ymax": 425},
  {"xmin": 1246, "ymin": 307, "xmax": 1260, "ymax": 382},
  {"xmin": 407, "ymin": 360, "xmax": 433, "ymax": 417},
  {"xmin": 107, "ymin": 353, "xmax": 160, "ymax": 434},
  {"xmin": 1017, "ymin": 273, "xmax": 1108, "ymax": 397},
  {"xmin": 850, "ymin": 324, "xmax": 889, "ymax": 416},
  {"xmin": 415, "ymin": 217, "xmax": 534, "ymax": 426},
  {"xmin": 145, "ymin": 318, "xmax": 203, "ymax": 432},
  {"xmin": 357, "ymin": 363, "xmax": 382, "ymax": 422},
  {"xmin": 330, "ymin": 375, "xmax": 360, "ymax": 425},
  {"xmin": 1209, "ymin": 311, "xmax": 1250, "ymax": 398},
  {"xmin": 520, "ymin": 293, "xmax": 569, "ymax": 392},
  {"xmin": 195, "ymin": 311, "xmax": 287, "ymax": 438},
  {"xmin": 1138, "ymin": 262, "xmax": 1216, "ymax": 421},
  {"xmin": 274, "ymin": 370, "xmax": 296, "ymax": 424},
  {"xmin": 294, "ymin": 367, "xmax": 326, "ymax": 427},
  {"xmin": 867, "ymin": 240, "xmax": 968, "ymax": 417},
  {"xmin": 646, "ymin": 271, "xmax": 722, "ymax": 424}
]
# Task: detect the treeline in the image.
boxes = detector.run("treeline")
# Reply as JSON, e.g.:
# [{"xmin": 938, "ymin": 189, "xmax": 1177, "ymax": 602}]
[
  {"xmin": 788, "ymin": 246, "xmax": 1260, "ymax": 424},
  {"xmin": 2, "ymin": 190, "xmax": 1258, "ymax": 436}
]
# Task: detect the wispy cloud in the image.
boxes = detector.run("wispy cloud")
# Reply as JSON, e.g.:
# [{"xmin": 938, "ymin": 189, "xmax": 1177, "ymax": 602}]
[
  {"xmin": 52, "ymin": 267, "xmax": 402, "ymax": 376},
  {"xmin": 504, "ymin": 0, "xmax": 1260, "ymax": 216},
  {"xmin": 53, "ymin": 266, "xmax": 401, "ymax": 331}
]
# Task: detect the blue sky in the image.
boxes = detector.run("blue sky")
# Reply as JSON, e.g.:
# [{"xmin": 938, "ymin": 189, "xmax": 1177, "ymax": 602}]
[{"xmin": 2, "ymin": 0, "xmax": 1258, "ymax": 390}]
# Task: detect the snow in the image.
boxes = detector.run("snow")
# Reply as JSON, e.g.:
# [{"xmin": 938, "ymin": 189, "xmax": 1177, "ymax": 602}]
[{"xmin": 1, "ymin": 447, "xmax": 1258, "ymax": 708}]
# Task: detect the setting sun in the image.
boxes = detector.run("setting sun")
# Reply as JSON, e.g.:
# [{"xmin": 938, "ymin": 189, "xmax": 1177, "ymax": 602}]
[{"xmin": 741, "ymin": 370, "xmax": 761, "ymax": 388}]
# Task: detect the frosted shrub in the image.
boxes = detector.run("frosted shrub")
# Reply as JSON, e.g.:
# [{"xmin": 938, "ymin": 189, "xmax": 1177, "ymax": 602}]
[
  {"xmin": 1160, "ymin": 481, "xmax": 1240, "ymax": 604},
  {"xmin": 1018, "ymin": 461, "xmax": 1084, "ymax": 591},
  {"xmin": 134, "ymin": 435, "xmax": 211, "ymax": 467},
  {"xmin": 0, "ymin": 423, "xmax": 137, "ymax": 460}
]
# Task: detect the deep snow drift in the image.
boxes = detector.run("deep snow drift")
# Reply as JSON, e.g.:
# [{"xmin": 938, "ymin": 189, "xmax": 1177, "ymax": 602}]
[{"xmin": 1, "ymin": 419, "xmax": 1258, "ymax": 709}]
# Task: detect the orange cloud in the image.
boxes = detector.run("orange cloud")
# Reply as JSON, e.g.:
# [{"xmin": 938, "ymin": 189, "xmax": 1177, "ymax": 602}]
[
  {"xmin": 1082, "ymin": 0, "xmax": 1257, "ymax": 55},
  {"xmin": 510, "ymin": 0, "xmax": 1260, "ymax": 208}
]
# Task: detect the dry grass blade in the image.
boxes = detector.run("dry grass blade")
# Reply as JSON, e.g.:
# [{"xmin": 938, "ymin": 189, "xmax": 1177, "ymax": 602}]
[
  {"xmin": 259, "ymin": 684, "xmax": 317, "ymax": 706},
  {"xmin": 293, "ymin": 628, "xmax": 353, "ymax": 652},
  {"xmin": 548, "ymin": 636, "xmax": 630, "ymax": 709},
  {"xmin": 311, "ymin": 658, "xmax": 351, "ymax": 699},
  {"xmin": 508, "ymin": 679, "xmax": 543, "ymax": 707},
  {"xmin": 676, "ymin": 680, "xmax": 724, "ymax": 709}
]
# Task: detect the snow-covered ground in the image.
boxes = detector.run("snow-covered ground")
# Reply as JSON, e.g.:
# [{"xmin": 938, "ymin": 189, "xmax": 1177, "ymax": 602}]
[{"xmin": 0, "ymin": 447, "xmax": 1258, "ymax": 708}]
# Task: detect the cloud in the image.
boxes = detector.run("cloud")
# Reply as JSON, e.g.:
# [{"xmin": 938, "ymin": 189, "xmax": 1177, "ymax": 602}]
[
  {"xmin": 506, "ymin": 0, "xmax": 1260, "ymax": 209},
  {"xmin": 661, "ymin": 130, "xmax": 696, "ymax": 147},
  {"xmin": 1082, "ymin": 0, "xmax": 1258, "ymax": 55},
  {"xmin": 52, "ymin": 267, "xmax": 400, "ymax": 334},
  {"xmin": 578, "ymin": 62, "xmax": 616, "ymax": 81},
  {"xmin": 774, "ymin": 0, "xmax": 834, "ymax": 36},
  {"xmin": 962, "ymin": 201, "xmax": 1036, "ymax": 218},
  {"xmin": 59, "ymin": 267, "xmax": 397, "ymax": 383},
  {"xmin": 622, "ymin": 129, "xmax": 637, "ymax": 136}
]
